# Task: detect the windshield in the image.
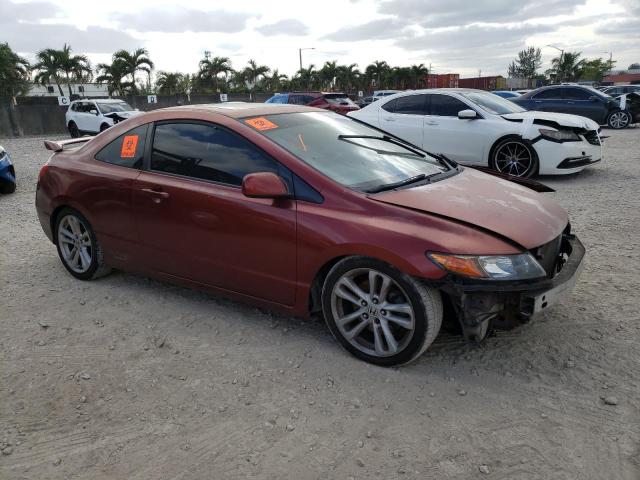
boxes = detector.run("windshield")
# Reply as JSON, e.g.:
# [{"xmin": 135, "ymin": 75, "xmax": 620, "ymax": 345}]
[
  {"xmin": 459, "ymin": 91, "xmax": 527, "ymax": 115},
  {"xmin": 247, "ymin": 112, "xmax": 448, "ymax": 191},
  {"xmin": 97, "ymin": 102, "xmax": 132, "ymax": 113}
]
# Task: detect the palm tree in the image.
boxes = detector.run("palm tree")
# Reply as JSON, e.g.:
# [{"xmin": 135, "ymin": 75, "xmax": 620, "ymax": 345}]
[
  {"xmin": 33, "ymin": 48, "xmax": 64, "ymax": 95},
  {"xmin": 156, "ymin": 71, "xmax": 184, "ymax": 95},
  {"xmin": 295, "ymin": 64, "xmax": 318, "ymax": 90},
  {"xmin": 389, "ymin": 66, "xmax": 412, "ymax": 89},
  {"xmin": 365, "ymin": 61, "xmax": 390, "ymax": 89},
  {"xmin": 263, "ymin": 69, "xmax": 288, "ymax": 92},
  {"xmin": 410, "ymin": 64, "xmax": 429, "ymax": 89},
  {"xmin": 198, "ymin": 56, "xmax": 232, "ymax": 92},
  {"xmin": 112, "ymin": 48, "xmax": 154, "ymax": 94},
  {"xmin": 335, "ymin": 64, "xmax": 360, "ymax": 92},
  {"xmin": 54, "ymin": 44, "xmax": 92, "ymax": 97},
  {"xmin": 0, "ymin": 42, "xmax": 30, "ymax": 96},
  {"xmin": 96, "ymin": 60, "xmax": 130, "ymax": 96},
  {"xmin": 243, "ymin": 59, "xmax": 270, "ymax": 99},
  {"xmin": 549, "ymin": 51, "xmax": 585, "ymax": 82},
  {"xmin": 320, "ymin": 61, "xmax": 339, "ymax": 89}
]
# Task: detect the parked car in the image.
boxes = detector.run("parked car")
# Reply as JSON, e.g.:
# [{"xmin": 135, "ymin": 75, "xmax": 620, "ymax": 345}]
[
  {"xmin": 265, "ymin": 92, "xmax": 359, "ymax": 114},
  {"xmin": 373, "ymin": 90, "xmax": 401, "ymax": 99},
  {"xmin": 36, "ymin": 103, "xmax": 585, "ymax": 366},
  {"xmin": 599, "ymin": 85, "xmax": 640, "ymax": 97},
  {"xmin": 492, "ymin": 90, "xmax": 521, "ymax": 98},
  {"xmin": 65, "ymin": 99, "xmax": 141, "ymax": 137},
  {"xmin": 511, "ymin": 85, "xmax": 633, "ymax": 129},
  {"xmin": 355, "ymin": 96, "xmax": 376, "ymax": 108},
  {"xmin": 0, "ymin": 145, "xmax": 16, "ymax": 194},
  {"xmin": 348, "ymin": 88, "xmax": 602, "ymax": 178}
]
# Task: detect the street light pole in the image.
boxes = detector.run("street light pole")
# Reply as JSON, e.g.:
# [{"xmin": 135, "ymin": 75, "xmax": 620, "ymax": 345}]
[
  {"xmin": 298, "ymin": 47, "xmax": 315, "ymax": 71},
  {"xmin": 603, "ymin": 51, "xmax": 613, "ymax": 75},
  {"xmin": 546, "ymin": 44, "xmax": 564, "ymax": 83}
]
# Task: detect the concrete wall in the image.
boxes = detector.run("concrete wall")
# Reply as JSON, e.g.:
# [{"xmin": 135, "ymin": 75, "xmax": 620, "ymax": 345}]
[{"xmin": 0, "ymin": 93, "xmax": 274, "ymax": 138}]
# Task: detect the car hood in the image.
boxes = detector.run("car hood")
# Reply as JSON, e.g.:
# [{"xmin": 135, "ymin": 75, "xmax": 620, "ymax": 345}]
[
  {"xmin": 502, "ymin": 111, "xmax": 599, "ymax": 130},
  {"xmin": 370, "ymin": 168, "xmax": 568, "ymax": 250}
]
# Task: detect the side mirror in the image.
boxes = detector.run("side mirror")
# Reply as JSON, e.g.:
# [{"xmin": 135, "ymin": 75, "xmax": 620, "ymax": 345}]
[
  {"xmin": 458, "ymin": 109, "xmax": 477, "ymax": 119},
  {"xmin": 242, "ymin": 172, "xmax": 290, "ymax": 199},
  {"xmin": 89, "ymin": 109, "xmax": 98, "ymax": 115}
]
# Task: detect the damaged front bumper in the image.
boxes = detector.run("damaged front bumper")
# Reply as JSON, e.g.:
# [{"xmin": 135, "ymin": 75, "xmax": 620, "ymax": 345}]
[{"xmin": 434, "ymin": 235, "xmax": 585, "ymax": 341}]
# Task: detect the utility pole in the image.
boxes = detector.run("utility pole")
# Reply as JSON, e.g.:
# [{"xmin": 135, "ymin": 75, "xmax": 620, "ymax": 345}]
[
  {"xmin": 546, "ymin": 45, "xmax": 564, "ymax": 83},
  {"xmin": 298, "ymin": 47, "xmax": 315, "ymax": 72},
  {"xmin": 603, "ymin": 51, "xmax": 613, "ymax": 76}
]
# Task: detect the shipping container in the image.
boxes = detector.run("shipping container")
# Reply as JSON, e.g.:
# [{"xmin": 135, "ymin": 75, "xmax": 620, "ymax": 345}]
[
  {"xmin": 425, "ymin": 73, "xmax": 459, "ymax": 88},
  {"xmin": 458, "ymin": 76, "xmax": 506, "ymax": 91}
]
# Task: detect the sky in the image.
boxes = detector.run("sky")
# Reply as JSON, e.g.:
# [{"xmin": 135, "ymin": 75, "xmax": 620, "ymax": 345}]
[{"xmin": 2, "ymin": 0, "xmax": 639, "ymax": 80}]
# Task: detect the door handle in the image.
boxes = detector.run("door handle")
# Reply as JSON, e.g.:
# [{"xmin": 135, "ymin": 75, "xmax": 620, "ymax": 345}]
[
  {"xmin": 140, "ymin": 188, "xmax": 169, "ymax": 203},
  {"xmin": 383, "ymin": 116, "xmax": 396, "ymax": 122},
  {"xmin": 425, "ymin": 121, "xmax": 438, "ymax": 126}
]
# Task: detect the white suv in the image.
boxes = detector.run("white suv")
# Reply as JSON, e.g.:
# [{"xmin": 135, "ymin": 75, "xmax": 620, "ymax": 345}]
[{"xmin": 65, "ymin": 99, "xmax": 140, "ymax": 137}]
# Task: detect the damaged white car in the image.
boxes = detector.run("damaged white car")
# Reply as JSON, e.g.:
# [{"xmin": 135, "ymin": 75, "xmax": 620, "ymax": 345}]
[
  {"xmin": 348, "ymin": 89, "xmax": 603, "ymax": 177},
  {"xmin": 65, "ymin": 99, "xmax": 141, "ymax": 138}
]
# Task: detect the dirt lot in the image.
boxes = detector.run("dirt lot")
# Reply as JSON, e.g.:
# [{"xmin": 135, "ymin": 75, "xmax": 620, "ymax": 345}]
[{"xmin": 1, "ymin": 128, "xmax": 639, "ymax": 480}]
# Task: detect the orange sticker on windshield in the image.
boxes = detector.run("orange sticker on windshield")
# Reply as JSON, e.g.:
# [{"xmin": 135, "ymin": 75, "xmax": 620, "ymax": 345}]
[
  {"xmin": 244, "ymin": 117, "xmax": 278, "ymax": 131},
  {"xmin": 121, "ymin": 135, "xmax": 139, "ymax": 158}
]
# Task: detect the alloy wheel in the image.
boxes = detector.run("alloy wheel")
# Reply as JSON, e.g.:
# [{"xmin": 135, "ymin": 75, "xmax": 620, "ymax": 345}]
[
  {"xmin": 57, "ymin": 215, "xmax": 93, "ymax": 273},
  {"xmin": 609, "ymin": 111, "xmax": 629, "ymax": 129},
  {"xmin": 494, "ymin": 141, "xmax": 534, "ymax": 177},
  {"xmin": 330, "ymin": 268, "xmax": 415, "ymax": 357}
]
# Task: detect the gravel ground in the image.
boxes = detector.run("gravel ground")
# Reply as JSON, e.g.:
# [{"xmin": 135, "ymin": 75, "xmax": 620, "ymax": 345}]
[{"xmin": 1, "ymin": 128, "xmax": 639, "ymax": 480}]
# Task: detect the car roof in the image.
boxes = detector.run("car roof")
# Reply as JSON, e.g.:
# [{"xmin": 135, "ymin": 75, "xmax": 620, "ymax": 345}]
[
  {"xmin": 71, "ymin": 98, "xmax": 126, "ymax": 103},
  {"xmin": 162, "ymin": 102, "xmax": 323, "ymax": 119}
]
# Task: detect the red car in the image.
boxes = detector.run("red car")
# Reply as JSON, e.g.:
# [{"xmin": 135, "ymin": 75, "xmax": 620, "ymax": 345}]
[
  {"xmin": 265, "ymin": 92, "xmax": 360, "ymax": 114},
  {"xmin": 36, "ymin": 104, "xmax": 585, "ymax": 366}
]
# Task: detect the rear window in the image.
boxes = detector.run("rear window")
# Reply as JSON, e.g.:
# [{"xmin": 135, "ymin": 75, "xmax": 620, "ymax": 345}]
[
  {"xmin": 324, "ymin": 95, "xmax": 357, "ymax": 106},
  {"xmin": 94, "ymin": 124, "xmax": 148, "ymax": 169}
]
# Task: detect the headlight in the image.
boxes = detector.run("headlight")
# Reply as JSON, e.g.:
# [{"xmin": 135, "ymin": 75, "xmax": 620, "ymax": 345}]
[
  {"xmin": 539, "ymin": 128, "xmax": 580, "ymax": 142},
  {"xmin": 427, "ymin": 252, "xmax": 547, "ymax": 280}
]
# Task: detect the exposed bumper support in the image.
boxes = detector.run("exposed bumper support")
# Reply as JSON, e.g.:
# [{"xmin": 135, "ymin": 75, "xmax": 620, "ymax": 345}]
[{"xmin": 434, "ymin": 235, "xmax": 585, "ymax": 341}]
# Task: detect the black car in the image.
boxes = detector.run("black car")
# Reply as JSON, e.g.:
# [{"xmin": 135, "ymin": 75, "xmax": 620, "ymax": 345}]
[
  {"xmin": 512, "ymin": 85, "xmax": 633, "ymax": 129},
  {"xmin": 600, "ymin": 85, "xmax": 640, "ymax": 97},
  {"xmin": 354, "ymin": 96, "xmax": 376, "ymax": 108}
]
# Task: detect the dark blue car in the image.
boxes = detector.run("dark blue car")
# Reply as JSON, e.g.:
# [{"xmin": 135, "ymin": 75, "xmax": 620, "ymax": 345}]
[
  {"xmin": 492, "ymin": 90, "xmax": 521, "ymax": 99},
  {"xmin": 511, "ymin": 85, "xmax": 633, "ymax": 129},
  {"xmin": 0, "ymin": 145, "xmax": 16, "ymax": 194}
]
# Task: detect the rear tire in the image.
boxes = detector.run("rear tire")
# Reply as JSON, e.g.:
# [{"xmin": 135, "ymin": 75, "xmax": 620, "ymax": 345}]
[
  {"xmin": 321, "ymin": 256, "xmax": 442, "ymax": 366},
  {"xmin": 68, "ymin": 122, "xmax": 80, "ymax": 138},
  {"xmin": 607, "ymin": 110, "xmax": 631, "ymax": 129},
  {"xmin": 99, "ymin": 123, "xmax": 110, "ymax": 132},
  {"xmin": 54, "ymin": 208, "xmax": 111, "ymax": 280}
]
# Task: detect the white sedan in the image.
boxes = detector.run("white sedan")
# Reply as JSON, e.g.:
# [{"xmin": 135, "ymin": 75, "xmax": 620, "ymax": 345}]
[{"xmin": 348, "ymin": 89, "xmax": 603, "ymax": 177}]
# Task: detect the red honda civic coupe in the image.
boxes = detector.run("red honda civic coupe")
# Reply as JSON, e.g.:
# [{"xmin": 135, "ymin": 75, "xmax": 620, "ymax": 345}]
[{"xmin": 36, "ymin": 103, "xmax": 585, "ymax": 366}]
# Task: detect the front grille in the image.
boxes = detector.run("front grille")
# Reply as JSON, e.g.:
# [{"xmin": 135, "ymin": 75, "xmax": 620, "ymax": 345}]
[
  {"xmin": 532, "ymin": 234, "xmax": 563, "ymax": 277},
  {"xmin": 583, "ymin": 130, "xmax": 601, "ymax": 145}
]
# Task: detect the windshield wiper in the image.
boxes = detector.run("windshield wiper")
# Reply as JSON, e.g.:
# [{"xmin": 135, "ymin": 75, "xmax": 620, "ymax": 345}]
[
  {"xmin": 365, "ymin": 174, "xmax": 428, "ymax": 194},
  {"xmin": 338, "ymin": 134, "xmax": 426, "ymax": 158}
]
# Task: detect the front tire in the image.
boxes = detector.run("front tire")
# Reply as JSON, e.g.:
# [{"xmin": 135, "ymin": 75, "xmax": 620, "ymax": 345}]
[
  {"xmin": 99, "ymin": 123, "xmax": 110, "ymax": 132},
  {"xmin": 490, "ymin": 136, "xmax": 538, "ymax": 178},
  {"xmin": 54, "ymin": 208, "xmax": 111, "ymax": 280},
  {"xmin": 68, "ymin": 122, "xmax": 80, "ymax": 138},
  {"xmin": 607, "ymin": 110, "xmax": 631, "ymax": 129},
  {"xmin": 321, "ymin": 256, "xmax": 442, "ymax": 366}
]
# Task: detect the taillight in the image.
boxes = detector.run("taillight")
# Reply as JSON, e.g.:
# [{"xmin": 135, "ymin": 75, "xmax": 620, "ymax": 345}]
[{"xmin": 38, "ymin": 160, "xmax": 51, "ymax": 183}]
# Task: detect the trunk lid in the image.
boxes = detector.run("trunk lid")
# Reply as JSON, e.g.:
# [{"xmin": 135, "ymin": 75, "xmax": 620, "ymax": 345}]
[{"xmin": 370, "ymin": 168, "xmax": 568, "ymax": 249}]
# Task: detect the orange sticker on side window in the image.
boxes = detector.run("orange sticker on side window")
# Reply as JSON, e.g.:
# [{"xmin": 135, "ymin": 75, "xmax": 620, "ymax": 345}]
[
  {"xmin": 244, "ymin": 117, "xmax": 278, "ymax": 131},
  {"xmin": 121, "ymin": 135, "xmax": 139, "ymax": 158}
]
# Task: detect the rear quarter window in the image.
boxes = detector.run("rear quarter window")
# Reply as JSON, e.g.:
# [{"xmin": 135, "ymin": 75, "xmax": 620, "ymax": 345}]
[{"xmin": 94, "ymin": 124, "xmax": 148, "ymax": 169}]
